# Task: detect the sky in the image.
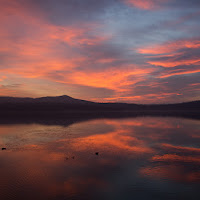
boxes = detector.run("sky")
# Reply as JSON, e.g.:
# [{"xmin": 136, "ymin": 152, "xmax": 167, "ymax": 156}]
[{"xmin": 0, "ymin": 0, "xmax": 200, "ymax": 104}]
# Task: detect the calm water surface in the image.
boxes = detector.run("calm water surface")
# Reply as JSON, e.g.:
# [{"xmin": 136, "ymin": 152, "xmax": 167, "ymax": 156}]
[{"xmin": 0, "ymin": 116, "xmax": 200, "ymax": 200}]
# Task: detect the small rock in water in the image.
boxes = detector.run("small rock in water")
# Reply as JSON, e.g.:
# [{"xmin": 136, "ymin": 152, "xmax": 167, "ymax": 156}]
[
  {"xmin": 95, "ymin": 152, "xmax": 99, "ymax": 155},
  {"xmin": 2, "ymin": 148, "xmax": 6, "ymax": 150}
]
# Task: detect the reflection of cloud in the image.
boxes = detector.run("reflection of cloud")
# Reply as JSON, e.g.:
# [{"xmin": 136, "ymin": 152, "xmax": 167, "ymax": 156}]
[
  {"xmin": 139, "ymin": 140, "xmax": 200, "ymax": 183},
  {"xmin": 70, "ymin": 131, "xmax": 153, "ymax": 154},
  {"xmin": 1, "ymin": 116, "xmax": 200, "ymax": 198}
]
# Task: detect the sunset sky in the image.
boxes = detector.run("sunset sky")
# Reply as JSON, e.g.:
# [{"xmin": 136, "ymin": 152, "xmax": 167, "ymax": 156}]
[{"xmin": 0, "ymin": 0, "xmax": 200, "ymax": 103}]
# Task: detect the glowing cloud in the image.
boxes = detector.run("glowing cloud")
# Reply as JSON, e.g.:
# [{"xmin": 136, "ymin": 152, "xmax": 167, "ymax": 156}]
[
  {"xmin": 123, "ymin": 0, "xmax": 170, "ymax": 10},
  {"xmin": 138, "ymin": 39, "xmax": 200, "ymax": 55},
  {"xmin": 0, "ymin": 0, "xmax": 199, "ymax": 103}
]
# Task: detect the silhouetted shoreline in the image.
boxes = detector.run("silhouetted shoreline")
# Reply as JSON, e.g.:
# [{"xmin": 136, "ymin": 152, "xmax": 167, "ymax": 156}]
[
  {"xmin": 0, "ymin": 95, "xmax": 199, "ymax": 110},
  {"xmin": 0, "ymin": 96, "xmax": 199, "ymax": 124}
]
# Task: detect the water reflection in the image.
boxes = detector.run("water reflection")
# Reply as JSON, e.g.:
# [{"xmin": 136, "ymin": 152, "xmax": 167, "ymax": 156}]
[{"xmin": 0, "ymin": 116, "xmax": 200, "ymax": 200}]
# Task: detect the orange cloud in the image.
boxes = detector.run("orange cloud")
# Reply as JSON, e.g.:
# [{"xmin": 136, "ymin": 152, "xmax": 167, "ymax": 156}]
[
  {"xmin": 55, "ymin": 65, "xmax": 154, "ymax": 93},
  {"xmin": 160, "ymin": 68, "xmax": 200, "ymax": 78},
  {"xmin": 189, "ymin": 83, "xmax": 200, "ymax": 87},
  {"xmin": 0, "ymin": 1, "xmax": 116, "ymax": 97},
  {"xmin": 137, "ymin": 39, "xmax": 200, "ymax": 70},
  {"xmin": 2, "ymin": 0, "xmax": 152, "ymax": 101},
  {"xmin": 104, "ymin": 92, "xmax": 182, "ymax": 103},
  {"xmin": 0, "ymin": 76, "xmax": 6, "ymax": 82},
  {"xmin": 148, "ymin": 58, "xmax": 200, "ymax": 68},
  {"xmin": 152, "ymin": 154, "xmax": 200, "ymax": 163},
  {"xmin": 161, "ymin": 143, "xmax": 200, "ymax": 153},
  {"xmin": 0, "ymin": 0, "xmax": 199, "ymax": 103},
  {"xmin": 123, "ymin": 0, "xmax": 169, "ymax": 10},
  {"xmin": 138, "ymin": 39, "xmax": 200, "ymax": 55},
  {"xmin": 97, "ymin": 58, "xmax": 118, "ymax": 64}
]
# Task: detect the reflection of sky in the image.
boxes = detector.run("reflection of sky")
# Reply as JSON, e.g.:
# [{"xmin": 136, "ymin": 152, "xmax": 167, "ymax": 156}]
[
  {"xmin": 0, "ymin": 0, "xmax": 200, "ymax": 103},
  {"xmin": 0, "ymin": 117, "xmax": 200, "ymax": 199}
]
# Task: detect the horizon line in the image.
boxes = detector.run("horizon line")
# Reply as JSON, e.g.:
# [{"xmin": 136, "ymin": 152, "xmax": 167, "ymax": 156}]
[{"xmin": 0, "ymin": 95, "xmax": 199, "ymax": 105}]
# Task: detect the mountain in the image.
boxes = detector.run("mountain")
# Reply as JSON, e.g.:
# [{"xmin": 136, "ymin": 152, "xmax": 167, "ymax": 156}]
[
  {"xmin": 0, "ymin": 95, "xmax": 93, "ymax": 104},
  {"xmin": 0, "ymin": 95, "xmax": 199, "ymax": 112}
]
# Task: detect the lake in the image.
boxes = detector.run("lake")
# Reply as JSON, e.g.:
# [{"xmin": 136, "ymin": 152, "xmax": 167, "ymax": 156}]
[{"xmin": 0, "ymin": 116, "xmax": 200, "ymax": 200}]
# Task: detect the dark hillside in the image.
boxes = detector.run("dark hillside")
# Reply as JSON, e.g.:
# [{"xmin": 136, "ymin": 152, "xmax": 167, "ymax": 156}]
[{"xmin": 0, "ymin": 96, "xmax": 199, "ymax": 112}]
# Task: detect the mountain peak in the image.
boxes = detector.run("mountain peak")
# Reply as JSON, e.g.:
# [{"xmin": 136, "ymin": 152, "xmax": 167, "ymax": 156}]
[
  {"xmin": 35, "ymin": 95, "xmax": 93, "ymax": 104},
  {"xmin": 58, "ymin": 95, "xmax": 73, "ymax": 98}
]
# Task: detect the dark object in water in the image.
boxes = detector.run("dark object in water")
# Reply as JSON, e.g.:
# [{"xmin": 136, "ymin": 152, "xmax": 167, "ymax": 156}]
[
  {"xmin": 72, "ymin": 156, "xmax": 75, "ymax": 159},
  {"xmin": 95, "ymin": 152, "xmax": 99, "ymax": 155},
  {"xmin": 2, "ymin": 148, "xmax": 6, "ymax": 150}
]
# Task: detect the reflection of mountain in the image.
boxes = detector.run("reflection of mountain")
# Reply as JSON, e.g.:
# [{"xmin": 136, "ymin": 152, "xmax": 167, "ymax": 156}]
[{"xmin": 0, "ymin": 111, "xmax": 200, "ymax": 126}]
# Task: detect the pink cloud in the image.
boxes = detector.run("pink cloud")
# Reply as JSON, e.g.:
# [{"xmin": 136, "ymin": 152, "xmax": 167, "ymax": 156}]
[
  {"xmin": 138, "ymin": 39, "xmax": 200, "ymax": 55},
  {"xmin": 123, "ymin": 0, "xmax": 170, "ymax": 10}
]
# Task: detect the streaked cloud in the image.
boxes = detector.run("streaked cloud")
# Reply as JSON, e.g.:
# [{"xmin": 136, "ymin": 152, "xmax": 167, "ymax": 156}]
[
  {"xmin": 0, "ymin": 0, "xmax": 199, "ymax": 103},
  {"xmin": 123, "ymin": 0, "xmax": 170, "ymax": 10}
]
